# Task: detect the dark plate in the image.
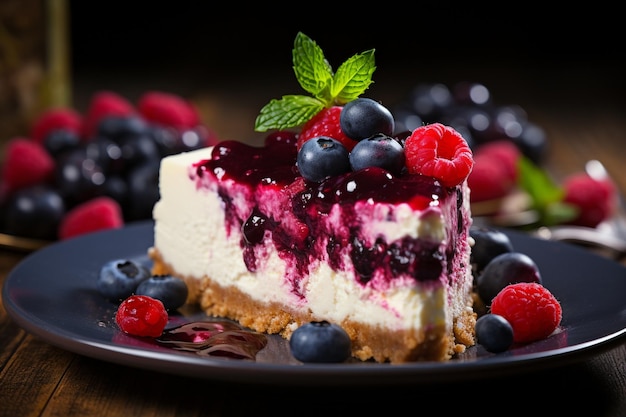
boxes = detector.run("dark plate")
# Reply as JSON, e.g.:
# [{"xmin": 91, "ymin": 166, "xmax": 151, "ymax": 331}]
[{"xmin": 3, "ymin": 220, "xmax": 626, "ymax": 385}]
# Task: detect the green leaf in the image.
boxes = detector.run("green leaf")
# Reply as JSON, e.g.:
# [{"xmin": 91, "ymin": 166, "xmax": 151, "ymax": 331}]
[
  {"xmin": 292, "ymin": 32, "xmax": 333, "ymax": 101},
  {"xmin": 331, "ymin": 49, "xmax": 376, "ymax": 104},
  {"xmin": 254, "ymin": 32, "xmax": 377, "ymax": 132},
  {"xmin": 254, "ymin": 95, "xmax": 325, "ymax": 132},
  {"xmin": 518, "ymin": 156, "xmax": 563, "ymax": 210},
  {"xmin": 517, "ymin": 156, "xmax": 579, "ymax": 225},
  {"xmin": 543, "ymin": 201, "xmax": 579, "ymax": 226}
]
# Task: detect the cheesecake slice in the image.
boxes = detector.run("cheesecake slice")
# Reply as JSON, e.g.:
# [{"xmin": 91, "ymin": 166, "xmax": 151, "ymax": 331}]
[{"xmin": 149, "ymin": 135, "xmax": 476, "ymax": 363}]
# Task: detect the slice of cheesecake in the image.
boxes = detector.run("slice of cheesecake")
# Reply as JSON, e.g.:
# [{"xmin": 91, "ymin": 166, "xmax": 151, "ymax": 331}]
[{"xmin": 149, "ymin": 135, "xmax": 476, "ymax": 363}]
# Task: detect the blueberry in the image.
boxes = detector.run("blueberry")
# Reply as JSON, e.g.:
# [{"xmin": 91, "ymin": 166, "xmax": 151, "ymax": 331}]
[
  {"xmin": 476, "ymin": 251, "xmax": 542, "ymax": 304},
  {"xmin": 289, "ymin": 320, "xmax": 351, "ymax": 363},
  {"xmin": 340, "ymin": 98, "xmax": 394, "ymax": 140},
  {"xmin": 296, "ymin": 137, "xmax": 350, "ymax": 182},
  {"xmin": 3, "ymin": 185, "xmax": 65, "ymax": 240},
  {"xmin": 97, "ymin": 115, "xmax": 150, "ymax": 143},
  {"xmin": 135, "ymin": 275, "xmax": 188, "ymax": 311},
  {"xmin": 125, "ymin": 160, "xmax": 160, "ymax": 221},
  {"xmin": 42, "ymin": 128, "xmax": 81, "ymax": 158},
  {"xmin": 97, "ymin": 259, "xmax": 151, "ymax": 301},
  {"xmin": 349, "ymin": 133, "xmax": 405, "ymax": 175},
  {"xmin": 476, "ymin": 314, "xmax": 514, "ymax": 353},
  {"xmin": 470, "ymin": 227, "xmax": 514, "ymax": 275}
]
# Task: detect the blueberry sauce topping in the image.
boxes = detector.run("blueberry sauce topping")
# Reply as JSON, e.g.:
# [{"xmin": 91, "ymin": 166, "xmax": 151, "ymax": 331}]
[
  {"xmin": 156, "ymin": 320, "xmax": 267, "ymax": 360},
  {"xmin": 193, "ymin": 139, "xmax": 464, "ymax": 291}
]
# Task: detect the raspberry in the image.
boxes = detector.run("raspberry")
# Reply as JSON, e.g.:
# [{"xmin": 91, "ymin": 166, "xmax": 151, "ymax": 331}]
[
  {"xmin": 562, "ymin": 172, "xmax": 617, "ymax": 228},
  {"xmin": 58, "ymin": 196, "xmax": 123, "ymax": 240},
  {"xmin": 115, "ymin": 295, "xmax": 168, "ymax": 337},
  {"xmin": 0, "ymin": 138, "xmax": 55, "ymax": 196},
  {"xmin": 30, "ymin": 108, "xmax": 83, "ymax": 144},
  {"xmin": 297, "ymin": 107, "xmax": 358, "ymax": 151},
  {"xmin": 137, "ymin": 91, "xmax": 200, "ymax": 130},
  {"xmin": 404, "ymin": 123, "xmax": 474, "ymax": 188},
  {"xmin": 467, "ymin": 153, "xmax": 515, "ymax": 202},
  {"xmin": 82, "ymin": 91, "xmax": 136, "ymax": 138},
  {"xmin": 475, "ymin": 140, "xmax": 520, "ymax": 183},
  {"xmin": 490, "ymin": 282, "xmax": 562, "ymax": 344}
]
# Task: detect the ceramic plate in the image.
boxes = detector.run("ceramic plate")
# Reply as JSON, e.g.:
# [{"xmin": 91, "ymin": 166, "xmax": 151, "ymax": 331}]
[{"xmin": 3, "ymin": 221, "xmax": 626, "ymax": 385}]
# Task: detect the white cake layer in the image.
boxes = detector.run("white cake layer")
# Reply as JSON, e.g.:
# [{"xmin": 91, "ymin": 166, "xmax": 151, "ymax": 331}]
[{"xmin": 153, "ymin": 147, "xmax": 472, "ymax": 333}]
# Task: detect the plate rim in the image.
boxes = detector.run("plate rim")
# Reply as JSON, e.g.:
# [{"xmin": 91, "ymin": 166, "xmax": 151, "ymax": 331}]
[{"xmin": 3, "ymin": 220, "xmax": 626, "ymax": 385}]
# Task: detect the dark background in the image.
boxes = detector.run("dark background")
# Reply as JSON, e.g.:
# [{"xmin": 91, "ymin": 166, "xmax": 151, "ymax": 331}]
[{"xmin": 67, "ymin": 2, "xmax": 624, "ymax": 123}]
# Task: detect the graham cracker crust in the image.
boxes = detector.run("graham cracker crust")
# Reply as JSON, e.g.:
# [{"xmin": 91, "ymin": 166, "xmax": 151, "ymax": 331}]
[{"xmin": 149, "ymin": 247, "xmax": 476, "ymax": 363}]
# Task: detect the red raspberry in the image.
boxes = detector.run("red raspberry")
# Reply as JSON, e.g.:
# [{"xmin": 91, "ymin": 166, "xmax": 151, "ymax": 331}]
[
  {"xmin": 467, "ymin": 153, "xmax": 515, "ymax": 203},
  {"xmin": 404, "ymin": 123, "xmax": 474, "ymax": 188},
  {"xmin": 0, "ymin": 138, "xmax": 55, "ymax": 196},
  {"xmin": 490, "ymin": 282, "xmax": 562, "ymax": 344},
  {"xmin": 137, "ymin": 91, "xmax": 201, "ymax": 130},
  {"xmin": 30, "ymin": 108, "xmax": 83, "ymax": 144},
  {"xmin": 297, "ymin": 106, "xmax": 358, "ymax": 151},
  {"xmin": 475, "ymin": 140, "xmax": 520, "ymax": 183},
  {"xmin": 562, "ymin": 172, "xmax": 617, "ymax": 228},
  {"xmin": 58, "ymin": 196, "xmax": 124, "ymax": 240},
  {"xmin": 82, "ymin": 91, "xmax": 136, "ymax": 138},
  {"xmin": 115, "ymin": 295, "xmax": 168, "ymax": 337}
]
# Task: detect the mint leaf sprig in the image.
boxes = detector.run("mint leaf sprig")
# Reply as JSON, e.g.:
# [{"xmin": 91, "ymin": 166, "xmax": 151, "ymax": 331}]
[
  {"xmin": 517, "ymin": 156, "xmax": 578, "ymax": 226},
  {"xmin": 254, "ymin": 32, "xmax": 376, "ymax": 132}
]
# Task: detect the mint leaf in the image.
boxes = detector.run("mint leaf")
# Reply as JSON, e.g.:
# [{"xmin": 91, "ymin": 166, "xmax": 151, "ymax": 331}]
[
  {"xmin": 518, "ymin": 156, "xmax": 563, "ymax": 210},
  {"xmin": 543, "ymin": 201, "xmax": 579, "ymax": 226},
  {"xmin": 292, "ymin": 32, "xmax": 333, "ymax": 101},
  {"xmin": 517, "ymin": 156, "xmax": 578, "ymax": 225},
  {"xmin": 331, "ymin": 49, "xmax": 376, "ymax": 104},
  {"xmin": 254, "ymin": 95, "xmax": 325, "ymax": 132},
  {"xmin": 254, "ymin": 32, "xmax": 377, "ymax": 132}
]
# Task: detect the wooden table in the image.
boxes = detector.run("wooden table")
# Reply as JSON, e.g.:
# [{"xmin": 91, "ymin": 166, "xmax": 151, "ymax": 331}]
[{"xmin": 2, "ymin": 63, "xmax": 626, "ymax": 416}]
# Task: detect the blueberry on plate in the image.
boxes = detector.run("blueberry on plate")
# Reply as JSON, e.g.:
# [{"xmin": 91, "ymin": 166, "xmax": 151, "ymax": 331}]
[
  {"xmin": 475, "ymin": 313, "xmax": 514, "ymax": 353},
  {"xmin": 135, "ymin": 275, "xmax": 188, "ymax": 311},
  {"xmin": 97, "ymin": 259, "xmax": 151, "ymax": 302},
  {"xmin": 289, "ymin": 320, "xmax": 351, "ymax": 363}
]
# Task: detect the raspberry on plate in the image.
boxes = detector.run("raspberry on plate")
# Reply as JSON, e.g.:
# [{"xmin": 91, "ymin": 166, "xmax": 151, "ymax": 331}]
[
  {"xmin": 490, "ymin": 282, "xmax": 562, "ymax": 344},
  {"xmin": 115, "ymin": 295, "xmax": 168, "ymax": 338},
  {"xmin": 404, "ymin": 123, "xmax": 474, "ymax": 188}
]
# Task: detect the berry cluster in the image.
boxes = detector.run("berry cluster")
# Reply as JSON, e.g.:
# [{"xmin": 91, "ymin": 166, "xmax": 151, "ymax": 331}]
[
  {"xmin": 471, "ymin": 227, "xmax": 562, "ymax": 352},
  {"xmin": 392, "ymin": 81, "xmax": 618, "ymax": 229},
  {"xmin": 98, "ymin": 257, "xmax": 189, "ymax": 337},
  {"xmin": 0, "ymin": 90, "xmax": 218, "ymax": 242}
]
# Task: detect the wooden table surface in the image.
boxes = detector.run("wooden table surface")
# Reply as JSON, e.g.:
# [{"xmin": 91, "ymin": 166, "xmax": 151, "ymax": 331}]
[{"xmin": 2, "ymin": 60, "xmax": 626, "ymax": 416}]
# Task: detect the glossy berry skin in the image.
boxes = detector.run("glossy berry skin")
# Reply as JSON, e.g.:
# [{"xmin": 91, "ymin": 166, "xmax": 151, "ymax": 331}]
[
  {"xmin": 115, "ymin": 295, "xmax": 168, "ymax": 338},
  {"xmin": 349, "ymin": 133, "xmax": 405, "ymax": 176},
  {"xmin": 298, "ymin": 107, "xmax": 357, "ymax": 152},
  {"xmin": 491, "ymin": 282, "xmax": 562, "ymax": 344},
  {"xmin": 97, "ymin": 258, "xmax": 151, "ymax": 301},
  {"xmin": 476, "ymin": 251, "xmax": 542, "ymax": 304},
  {"xmin": 135, "ymin": 275, "xmax": 188, "ymax": 311},
  {"xmin": 3, "ymin": 185, "xmax": 65, "ymax": 240},
  {"xmin": 475, "ymin": 313, "xmax": 514, "ymax": 353},
  {"xmin": 289, "ymin": 321, "xmax": 351, "ymax": 363},
  {"xmin": 296, "ymin": 136, "xmax": 351, "ymax": 182},
  {"xmin": 340, "ymin": 98, "xmax": 394, "ymax": 140},
  {"xmin": 470, "ymin": 227, "xmax": 514, "ymax": 276}
]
